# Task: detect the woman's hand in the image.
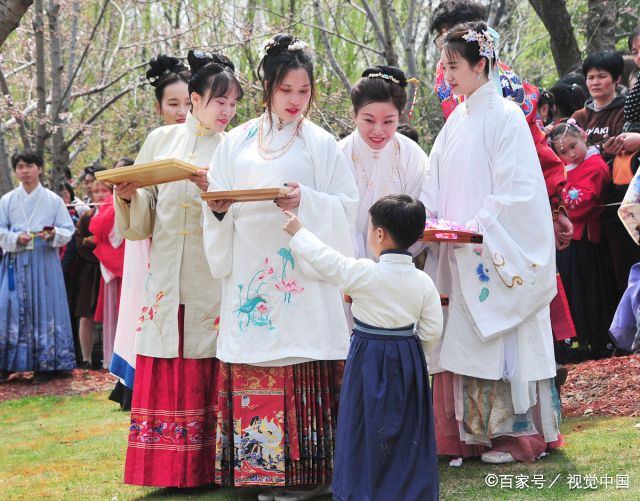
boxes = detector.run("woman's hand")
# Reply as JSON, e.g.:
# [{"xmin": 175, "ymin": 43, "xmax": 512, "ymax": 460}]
[
  {"xmin": 115, "ymin": 182, "xmax": 142, "ymax": 202},
  {"xmin": 190, "ymin": 169, "xmax": 209, "ymax": 191},
  {"xmin": 207, "ymin": 199, "xmax": 235, "ymax": 213},
  {"xmin": 275, "ymin": 182, "xmax": 301, "ymax": 210},
  {"xmin": 282, "ymin": 210, "xmax": 303, "ymax": 236}
]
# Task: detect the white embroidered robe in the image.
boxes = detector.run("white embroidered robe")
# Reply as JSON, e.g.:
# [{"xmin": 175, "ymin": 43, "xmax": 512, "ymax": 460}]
[
  {"xmin": 202, "ymin": 116, "xmax": 359, "ymax": 365},
  {"xmin": 420, "ymin": 81, "xmax": 557, "ymax": 413}
]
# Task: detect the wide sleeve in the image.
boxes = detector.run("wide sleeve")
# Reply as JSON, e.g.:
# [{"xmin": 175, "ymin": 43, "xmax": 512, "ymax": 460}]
[
  {"xmin": 416, "ymin": 276, "xmax": 444, "ymax": 354},
  {"xmin": 454, "ymin": 105, "xmax": 557, "ymax": 340},
  {"xmin": 288, "ymin": 227, "xmax": 368, "ymax": 294},
  {"xmin": 114, "ymin": 131, "xmax": 159, "ymax": 240},
  {"xmin": 296, "ymin": 131, "xmax": 359, "ymax": 280},
  {"xmin": 0, "ymin": 193, "xmax": 21, "ymax": 253},
  {"xmin": 619, "ymin": 169, "xmax": 640, "ymax": 243},
  {"xmin": 49, "ymin": 194, "xmax": 74, "ymax": 248},
  {"xmin": 202, "ymin": 134, "xmax": 236, "ymax": 279}
]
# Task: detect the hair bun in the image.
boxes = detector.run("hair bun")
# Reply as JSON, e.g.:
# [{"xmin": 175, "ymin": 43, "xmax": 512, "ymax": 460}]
[
  {"xmin": 146, "ymin": 55, "xmax": 187, "ymax": 86},
  {"xmin": 361, "ymin": 66, "xmax": 407, "ymax": 88},
  {"xmin": 187, "ymin": 50, "xmax": 234, "ymax": 75},
  {"xmin": 263, "ymin": 34, "xmax": 295, "ymax": 57}
]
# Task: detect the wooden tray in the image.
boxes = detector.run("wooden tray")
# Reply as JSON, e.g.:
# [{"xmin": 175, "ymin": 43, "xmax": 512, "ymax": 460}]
[
  {"xmin": 201, "ymin": 187, "xmax": 291, "ymax": 202},
  {"xmin": 95, "ymin": 158, "xmax": 200, "ymax": 187},
  {"xmin": 422, "ymin": 229, "xmax": 483, "ymax": 244}
]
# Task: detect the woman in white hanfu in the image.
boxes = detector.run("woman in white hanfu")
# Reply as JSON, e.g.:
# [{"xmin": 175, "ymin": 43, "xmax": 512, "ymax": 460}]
[
  {"xmin": 113, "ymin": 51, "xmax": 243, "ymax": 488},
  {"xmin": 202, "ymin": 34, "xmax": 358, "ymax": 498},
  {"xmin": 339, "ymin": 65, "xmax": 428, "ymax": 259},
  {"xmin": 420, "ymin": 22, "xmax": 562, "ymax": 465}
]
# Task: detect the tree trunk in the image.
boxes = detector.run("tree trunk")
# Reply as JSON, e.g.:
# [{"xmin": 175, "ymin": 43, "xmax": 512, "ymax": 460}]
[
  {"xmin": 47, "ymin": 0, "xmax": 67, "ymax": 191},
  {"xmin": 528, "ymin": 0, "xmax": 582, "ymax": 76},
  {"xmin": 0, "ymin": 0, "xmax": 33, "ymax": 47},
  {"xmin": 0, "ymin": 131, "xmax": 14, "ymax": 194},
  {"xmin": 586, "ymin": 0, "xmax": 618, "ymax": 54},
  {"xmin": 33, "ymin": 0, "xmax": 47, "ymax": 153}
]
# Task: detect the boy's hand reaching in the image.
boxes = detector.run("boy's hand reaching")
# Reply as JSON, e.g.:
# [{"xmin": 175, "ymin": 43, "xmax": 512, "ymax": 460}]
[{"xmin": 283, "ymin": 210, "xmax": 303, "ymax": 236}]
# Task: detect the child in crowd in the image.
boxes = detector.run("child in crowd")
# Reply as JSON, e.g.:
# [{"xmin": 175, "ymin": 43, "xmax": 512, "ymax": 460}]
[
  {"xmin": 283, "ymin": 194, "xmax": 442, "ymax": 501},
  {"xmin": 549, "ymin": 121, "xmax": 615, "ymax": 359}
]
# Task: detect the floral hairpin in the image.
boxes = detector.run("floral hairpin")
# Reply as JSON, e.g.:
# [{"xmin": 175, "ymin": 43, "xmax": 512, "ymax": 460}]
[
  {"xmin": 193, "ymin": 49, "xmax": 214, "ymax": 59},
  {"xmin": 258, "ymin": 38, "xmax": 308, "ymax": 58},
  {"xmin": 258, "ymin": 38, "xmax": 277, "ymax": 59},
  {"xmin": 288, "ymin": 40, "xmax": 308, "ymax": 52},
  {"xmin": 462, "ymin": 29, "xmax": 495, "ymax": 59},
  {"xmin": 366, "ymin": 72, "xmax": 401, "ymax": 85}
]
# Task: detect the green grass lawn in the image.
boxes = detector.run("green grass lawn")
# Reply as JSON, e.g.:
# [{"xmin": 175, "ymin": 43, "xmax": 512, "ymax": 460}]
[{"xmin": 0, "ymin": 392, "xmax": 638, "ymax": 500}]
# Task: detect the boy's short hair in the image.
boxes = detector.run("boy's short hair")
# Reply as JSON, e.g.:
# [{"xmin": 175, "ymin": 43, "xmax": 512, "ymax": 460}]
[
  {"xmin": 429, "ymin": 0, "xmax": 486, "ymax": 34},
  {"xmin": 11, "ymin": 149, "xmax": 43, "ymax": 170},
  {"xmin": 582, "ymin": 51, "xmax": 624, "ymax": 81},
  {"xmin": 369, "ymin": 194, "xmax": 426, "ymax": 250}
]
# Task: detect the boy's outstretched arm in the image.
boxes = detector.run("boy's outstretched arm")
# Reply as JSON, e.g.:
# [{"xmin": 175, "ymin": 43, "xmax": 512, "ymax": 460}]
[{"xmin": 283, "ymin": 210, "xmax": 366, "ymax": 293}]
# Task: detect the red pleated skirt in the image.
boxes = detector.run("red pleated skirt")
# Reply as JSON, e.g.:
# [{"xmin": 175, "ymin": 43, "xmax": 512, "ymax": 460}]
[
  {"xmin": 124, "ymin": 305, "xmax": 219, "ymax": 487},
  {"xmin": 215, "ymin": 360, "xmax": 343, "ymax": 486}
]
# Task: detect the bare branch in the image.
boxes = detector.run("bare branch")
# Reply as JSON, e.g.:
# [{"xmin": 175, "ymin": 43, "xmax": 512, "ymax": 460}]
[
  {"xmin": 313, "ymin": 0, "xmax": 351, "ymax": 92},
  {"xmin": 57, "ymin": 0, "xmax": 110, "ymax": 117},
  {"xmin": 63, "ymin": 84, "xmax": 136, "ymax": 150},
  {"xmin": 0, "ymin": 63, "xmax": 32, "ymax": 149},
  {"xmin": 358, "ymin": 0, "xmax": 385, "ymax": 49}
]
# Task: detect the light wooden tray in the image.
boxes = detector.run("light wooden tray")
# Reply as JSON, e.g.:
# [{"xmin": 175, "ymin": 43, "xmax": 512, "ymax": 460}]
[
  {"xmin": 422, "ymin": 229, "xmax": 483, "ymax": 244},
  {"xmin": 201, "ymin": 187, "xmax": 291, "ymax": 202},
  {"xmin": 95, "ymin": 158, "xmax": 200, "ymax": 187}
]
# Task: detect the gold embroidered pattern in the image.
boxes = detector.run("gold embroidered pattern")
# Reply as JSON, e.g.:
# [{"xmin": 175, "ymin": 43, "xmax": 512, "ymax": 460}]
[{"xmin": 491, "ymin": 253, "xmax": 524, "ymax": 288}]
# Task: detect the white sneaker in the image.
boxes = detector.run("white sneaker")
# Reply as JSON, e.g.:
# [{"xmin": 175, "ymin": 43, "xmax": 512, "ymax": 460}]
[{"xmin": 481, "ymin": 450, "xmax": 516, "ymax": 464}]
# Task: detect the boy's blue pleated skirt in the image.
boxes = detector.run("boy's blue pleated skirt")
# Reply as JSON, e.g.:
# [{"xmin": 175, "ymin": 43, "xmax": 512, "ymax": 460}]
[{"xmin": 332, "ymin": 321, "xmax": 439, "ymax": 501}]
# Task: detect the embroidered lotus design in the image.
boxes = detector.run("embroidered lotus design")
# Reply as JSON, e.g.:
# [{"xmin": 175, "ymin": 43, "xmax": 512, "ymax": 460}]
[{"xmin": 234, "ymin": 248, "xmax": 303, "ymax": 331}]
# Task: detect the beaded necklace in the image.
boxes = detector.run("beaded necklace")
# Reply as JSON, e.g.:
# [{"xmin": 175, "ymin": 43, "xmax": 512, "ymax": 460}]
[
  {"xmin": 351, "ymin": 135, "xmax": 401, "ymax": 192},
  {"xmin": 256, "ymin": 113, "xmax": 304, "ymax": 160}
]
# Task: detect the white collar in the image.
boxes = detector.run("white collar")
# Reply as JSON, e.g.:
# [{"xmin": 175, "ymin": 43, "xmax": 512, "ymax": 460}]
[
  {"xmin": 462, "ymin": 80, "xmax": 497, "ymax": 113},
  {"xmin": 18, "ymin": 183, "xmax": 43, "ymax": 197},
  {"xmin": 378, "ymin": 251, "xmax": 413, "ymax": 265}
]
